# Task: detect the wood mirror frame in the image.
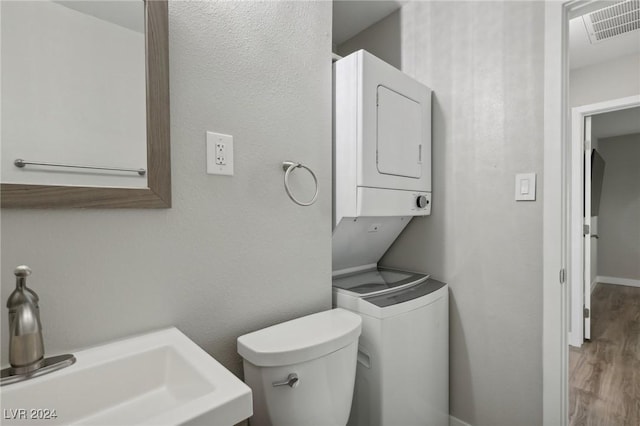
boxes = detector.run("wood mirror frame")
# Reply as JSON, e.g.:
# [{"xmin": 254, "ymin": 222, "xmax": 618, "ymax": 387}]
[{"xmin": 1, "ymin": 0, "xmax": 171, "ymax": 208}]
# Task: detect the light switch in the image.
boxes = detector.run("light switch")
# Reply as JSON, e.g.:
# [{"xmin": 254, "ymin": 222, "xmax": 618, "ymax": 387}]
[
  {"xmin": 206, "ymin": 132, "xmax": 234, "ymax": 176},
  {"xmin": 515, "ymin": 173, "xmax": 536, "ymax": 201}
]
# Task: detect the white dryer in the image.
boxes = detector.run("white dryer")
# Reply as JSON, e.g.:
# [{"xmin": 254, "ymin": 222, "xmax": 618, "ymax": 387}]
[
  {"xmin": 333, "ymin": 49, "xmax": 432, "ymax": 228},
  {"xmin": 332, "ymin": 49, "xmax": 433, "ymax": 274}
]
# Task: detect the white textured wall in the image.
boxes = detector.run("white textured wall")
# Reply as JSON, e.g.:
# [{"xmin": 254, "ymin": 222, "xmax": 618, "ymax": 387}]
[
  {"xmin": 340, "ymin": 2, "xmax": 545, "ymax": 424},
  {"xmin": 337, "ymin": 9, "xmax": 401, "ymax": 69},
  {"xmin": 591, "ymin": 137, "xmax": 599, "ymax": 289},
  {"xmin": 591, "ymin": 217, "xmax": 599, "ymax": 288},
  {"xmin": 1, "ymin": 1, "xmax": 333, "ymax": 376},
  {"xmin": 570, "ymin": 53, "xmax": 640, "ymax": 107},
  {"xmin": 1, "ymin": 1, "xmax": 147, "ymax": 188},
  {"xmin": 598, "ymin": 133, "xmax": 640, "ymax": 280}
]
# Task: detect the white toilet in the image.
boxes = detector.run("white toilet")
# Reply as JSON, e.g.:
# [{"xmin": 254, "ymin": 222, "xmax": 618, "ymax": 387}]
[{"xmin": 237, "ymin": 308, "xmax": 362, "ymax": 426}]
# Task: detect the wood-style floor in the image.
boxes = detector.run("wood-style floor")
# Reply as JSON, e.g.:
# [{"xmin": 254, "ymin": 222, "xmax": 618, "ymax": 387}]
[{"xmin": 569, "ymin": 283, "xmax": 640, "ymax": 426}]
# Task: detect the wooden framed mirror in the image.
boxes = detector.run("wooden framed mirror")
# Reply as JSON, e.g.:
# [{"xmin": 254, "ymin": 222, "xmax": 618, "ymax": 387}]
[{"xmin": 1, "ymin": 0, "xmax": 170, "ymax": 208}]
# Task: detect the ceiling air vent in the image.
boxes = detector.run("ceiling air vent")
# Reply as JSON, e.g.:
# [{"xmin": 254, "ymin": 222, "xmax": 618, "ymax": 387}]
[{"xmin": 582, "ymin": 0, "xmax": 640, "ymax": 43}]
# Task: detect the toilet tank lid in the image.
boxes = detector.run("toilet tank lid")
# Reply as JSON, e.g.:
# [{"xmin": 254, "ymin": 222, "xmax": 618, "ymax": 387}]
[{"xmin": 237, "ymin": 308, "xmax": 362, "ymax": 367}]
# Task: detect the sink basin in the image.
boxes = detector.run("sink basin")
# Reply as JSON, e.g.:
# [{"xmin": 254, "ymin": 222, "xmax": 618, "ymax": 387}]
[{"xmin": 0, "ymin": 328, "xmax": 252, "ymax": 425}]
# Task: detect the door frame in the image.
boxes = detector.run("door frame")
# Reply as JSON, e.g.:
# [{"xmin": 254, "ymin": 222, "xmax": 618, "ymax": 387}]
[
  {"xmin": 543, "ymin": 1, "xmax": 640, "ymax": 423},
  {"xmin": 568, "ymin": 96, "xmax": 640, "ymax": 348},
  {"xmin": 543, "ymin": 3, "xmax": 572, "ymax": 424}
]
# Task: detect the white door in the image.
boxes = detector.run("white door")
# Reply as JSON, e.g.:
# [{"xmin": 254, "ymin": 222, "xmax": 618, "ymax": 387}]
[{"xmin": 583, "ymin": 116, "xmax": 592, "ymax": 340}]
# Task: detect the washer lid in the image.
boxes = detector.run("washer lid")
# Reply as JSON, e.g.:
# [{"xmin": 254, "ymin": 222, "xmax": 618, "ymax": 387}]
[
  {"xmin": 237, "ymin": 308, "xmax": 362, "ymax": 367},
  {"xmin": 364, "ymin": 278, "xmax": 447, "ymax": 308},
  {"xmin": 332, "ymin": 267, "xmax": 429, "ymax": 297}
]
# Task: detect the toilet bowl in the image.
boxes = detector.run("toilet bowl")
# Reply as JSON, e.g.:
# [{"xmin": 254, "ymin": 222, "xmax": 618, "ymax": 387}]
[{"xmin": 237, "ymin": 308, "xmax": 362, "ymax": 426}]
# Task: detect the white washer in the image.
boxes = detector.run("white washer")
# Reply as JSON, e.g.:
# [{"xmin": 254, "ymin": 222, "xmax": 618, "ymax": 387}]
[{"xmin": 332, "ymin": 268, "xmax": 449, "ymax": 426}]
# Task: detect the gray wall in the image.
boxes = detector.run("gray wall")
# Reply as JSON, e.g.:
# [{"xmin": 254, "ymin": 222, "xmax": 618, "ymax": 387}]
[
  {"xmin": 1, "ymin": 1, "xmax": 333, "ymax": 375},
  {"xmin": 570, "ymin": 53, "xmax": 640, "ymax": 107},
  {"xmin": 341, "ymin": 2, "xmax": 544, "ymax": 424},
  {"xmin": 337, "ymin": 9, "xmax": 401, "ymax": 69},
  {"xmin": 598, "ymin": 133, "xmax": 640, "ymax": 280}
]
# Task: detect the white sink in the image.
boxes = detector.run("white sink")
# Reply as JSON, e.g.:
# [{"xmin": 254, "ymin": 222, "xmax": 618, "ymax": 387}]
[{"xmin": 0, "ymin": 328, "xmax": 252, "ymax": 425}]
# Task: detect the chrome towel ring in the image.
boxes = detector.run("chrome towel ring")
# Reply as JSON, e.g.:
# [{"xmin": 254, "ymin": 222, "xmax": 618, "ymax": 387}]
[{"xmin": 282, "ymin": 161, "xmax": 318, "ymax": 206}]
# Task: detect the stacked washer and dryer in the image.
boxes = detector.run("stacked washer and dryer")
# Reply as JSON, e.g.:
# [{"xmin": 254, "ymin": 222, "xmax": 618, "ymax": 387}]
[{"xmin": 332, "ymin": 50, "xmax": 449, "ymax": 426}]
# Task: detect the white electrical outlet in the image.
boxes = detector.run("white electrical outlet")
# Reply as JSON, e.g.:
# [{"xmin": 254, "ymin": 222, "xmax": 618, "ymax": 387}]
[
  {"xmin": 215, "ymin": 143, "xmax": 226, "ymax": 165},
  {"xmin": 207, "ymin": 132, "xmax": 233, "ymax": 176}
]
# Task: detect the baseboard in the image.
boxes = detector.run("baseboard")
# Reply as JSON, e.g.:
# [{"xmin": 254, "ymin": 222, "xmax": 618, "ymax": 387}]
[
  {"xmin": 591, "ymin": 278, "xmax": 598, "ymax": 293},
  {"xmin": 597, "ymin": 275, "xmax": 640, "ymax": 288},
  {"xmin": 450, "ymin": 415, "xmax": 472, "ymax": 426}
]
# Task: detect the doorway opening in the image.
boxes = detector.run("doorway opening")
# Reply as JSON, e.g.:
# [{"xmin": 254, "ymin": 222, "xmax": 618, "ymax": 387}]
[
  {"xmin": 543, "ymin": 0, "xmax": 640, "ymax": 424},
  {"xmin": 568, "ymin": 99, "xmax": 640, "ymax": 348},
  {"xmin": 567, "ymin": 100, "xmax": 640, "ymax": 425}
]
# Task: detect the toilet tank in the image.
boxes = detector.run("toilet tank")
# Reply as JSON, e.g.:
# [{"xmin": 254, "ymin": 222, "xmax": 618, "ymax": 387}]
[
  {"xmin": 333, "ymin": 50, "xmax": 432, "ymax": 227},
  {"xmin": 237, "ymin": 309, "xmax": 362, "ymax": 426}
]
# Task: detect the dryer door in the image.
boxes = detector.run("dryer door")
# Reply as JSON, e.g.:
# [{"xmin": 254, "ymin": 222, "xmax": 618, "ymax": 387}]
[
  {"xmin": 357, "ymin": 51, "xmax": 431, "ymax": 193},
  {"xmin": 376, "ymin": 86, "xmax": 422, "ymax": 179}
]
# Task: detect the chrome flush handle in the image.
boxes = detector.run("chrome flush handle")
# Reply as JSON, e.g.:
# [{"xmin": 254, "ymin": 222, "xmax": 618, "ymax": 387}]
[{"xmin": 272, "ymin": 373, "xmax": 299, "ymax": 388}]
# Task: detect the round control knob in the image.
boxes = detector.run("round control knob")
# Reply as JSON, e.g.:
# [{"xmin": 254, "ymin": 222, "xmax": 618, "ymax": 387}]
[{"xmin": 417, "ymin": 195, "xmax": 429, "ymax": 209}]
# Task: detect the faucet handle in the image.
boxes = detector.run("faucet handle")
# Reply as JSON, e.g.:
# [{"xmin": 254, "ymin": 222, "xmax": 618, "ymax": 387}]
[
  {"xmin": 13, "ymin": 266, "xmax": 38, "ymax": 305},
  {"xmin": 14, "ymin": 265, "xmax": 32, "ymax": 277}
]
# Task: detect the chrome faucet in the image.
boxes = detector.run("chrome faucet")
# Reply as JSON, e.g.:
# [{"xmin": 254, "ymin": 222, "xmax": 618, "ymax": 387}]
[
  {"xmin": 1, "ymin": 265, "xmax": 75, "ymax": 386},
  {"xmin": 7, "ymin": 266, "xmax": 45, "ymax": 374}
]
